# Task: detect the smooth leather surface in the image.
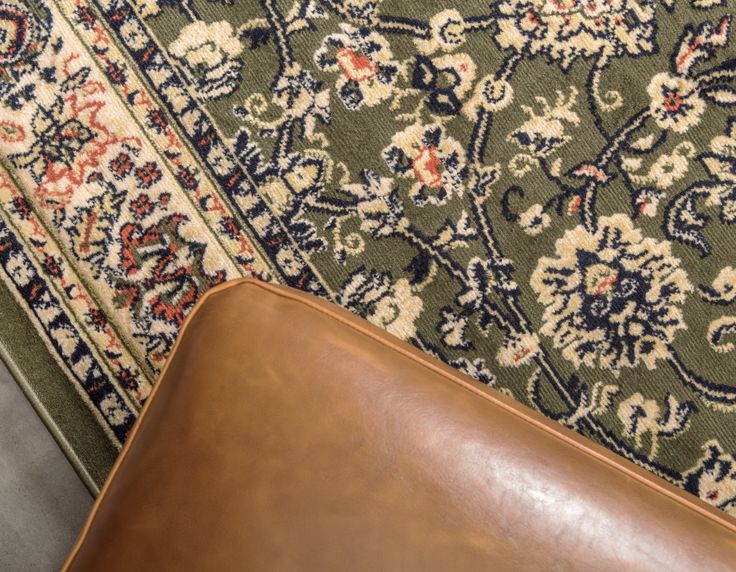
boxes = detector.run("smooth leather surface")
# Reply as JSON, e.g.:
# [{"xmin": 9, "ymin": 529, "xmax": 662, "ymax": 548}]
[{"xmin": 63, "ymin": 279, "xmax": 736, "ymax": 571}]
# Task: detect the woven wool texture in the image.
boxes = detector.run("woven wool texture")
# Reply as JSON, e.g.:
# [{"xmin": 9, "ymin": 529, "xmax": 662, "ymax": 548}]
[{"xmin": 1, "ymin": 0, "xmax": 735, "ymax": 508}]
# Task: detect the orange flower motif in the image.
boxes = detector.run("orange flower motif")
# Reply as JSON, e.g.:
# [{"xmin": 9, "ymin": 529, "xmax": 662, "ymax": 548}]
[
  {"xmin": 648, "ymin": 73, "xmax": 705, "ymax": 133},
  {"xmin": 315, "ymin": 24, "xmax": 399, "ymax": 110},
  {"xmin": 531, "ymin": 215, "xmax": 692, "ymax": 372},
  {"xmin": 383, "ymin": 123, "xmax": 467, "ymax": 206},
  {"xmin": 412, "ymin": 145, "xmax": 443, "ymax": 189},
  {"xmin": 336, "ymin": 47, "xmax": 378, "ymax": 81}
]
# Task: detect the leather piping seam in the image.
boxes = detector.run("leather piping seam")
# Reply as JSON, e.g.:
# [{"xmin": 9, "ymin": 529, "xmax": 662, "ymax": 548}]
[
  {"xmin": 61, "ymin": 278, "xmax": 736, "ymax": 570},
  {"xmin": 244, "ymin": 279, "xmax": 736, "ymax": 534}
]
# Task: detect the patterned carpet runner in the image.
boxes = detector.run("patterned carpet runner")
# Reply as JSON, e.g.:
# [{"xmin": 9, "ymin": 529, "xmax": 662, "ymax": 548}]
[{"xmin": 1, "ymin": 0, "xmax": 735, "ymax": 508}]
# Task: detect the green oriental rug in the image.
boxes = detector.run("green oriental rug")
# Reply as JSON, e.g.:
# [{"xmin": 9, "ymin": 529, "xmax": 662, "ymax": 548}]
[{"xmin": 1, "ymin": 0, "xmax": 736, "ymax": 509}]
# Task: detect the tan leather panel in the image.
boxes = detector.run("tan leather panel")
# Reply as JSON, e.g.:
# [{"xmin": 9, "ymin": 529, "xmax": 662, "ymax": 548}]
[{"xmin": 63, "ymin": 279, "xmax": 736, "ymax": 571}]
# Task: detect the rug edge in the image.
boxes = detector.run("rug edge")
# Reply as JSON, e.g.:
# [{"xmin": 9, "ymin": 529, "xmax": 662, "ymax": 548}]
[{"xmin": 0, "ymin": 282, "xmax": 117, "ymax": 495}]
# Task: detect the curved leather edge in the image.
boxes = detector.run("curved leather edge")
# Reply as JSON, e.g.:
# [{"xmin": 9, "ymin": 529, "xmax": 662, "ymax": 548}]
[
  {"xmin": 246, "ymin": 279, "xmax": 736, "ymax": 533},
  {"xmin": 61, "ymin": 278, "xmax": 736, "ymax": 570},
  {"xmin": 60, "ymin": 278, "xmax": 245, "ymax": 571}
]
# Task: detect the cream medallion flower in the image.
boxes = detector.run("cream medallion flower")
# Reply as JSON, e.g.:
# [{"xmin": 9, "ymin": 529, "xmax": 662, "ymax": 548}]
[
  {"xmin": 314, "ymin": 24, "xmax": 399, "ymax": 110},
  {"xmin": 635, "ymin": 188, "xmax": 663, "ymax": 218},
  {"xmin": 369, "ymin": 278, "xmax": 423, "ymax": 338},
  {"xmin": 530, "ymin": 215, "xmax": 692, "ymax": 373},
  {"xmin": 382, "ymin": 123, "xmax": 467, "ymax": 206},
  {"xmin": 648, "ymin": 73, "xmax": 705, "ymax": 133},
  {"xmin": 617, "ymin": 392, "xmax": 694, "ymax": 457}
]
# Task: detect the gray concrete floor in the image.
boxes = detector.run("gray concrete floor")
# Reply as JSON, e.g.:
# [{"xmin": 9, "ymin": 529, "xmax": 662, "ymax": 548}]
[{"xmin": 0, "ymin": 361, "xmax": 92, "ymax": 571}]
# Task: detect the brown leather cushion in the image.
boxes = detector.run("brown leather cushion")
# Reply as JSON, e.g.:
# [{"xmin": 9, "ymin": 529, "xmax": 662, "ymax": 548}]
[{"xmin": 63, "ymin": 279, "xmax": 736, "ymax": 571}]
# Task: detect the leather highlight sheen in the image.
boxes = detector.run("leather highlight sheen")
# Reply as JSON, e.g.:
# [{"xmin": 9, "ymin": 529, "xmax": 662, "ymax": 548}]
[{"xmin": 63, "ymin": 279, "xmax": 736, "ymax": 571}]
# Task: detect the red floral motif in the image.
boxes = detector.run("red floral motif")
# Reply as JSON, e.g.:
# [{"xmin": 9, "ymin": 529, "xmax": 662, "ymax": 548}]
[
  {"xmin": 110, "ymin": 152, "xmax": 133, "ymax": 178},
  {"xmin": 336, "ymin": 47, "xmax": 378, "ymax": 81},
  {"xmin": 134, "ymin": 161, "xmax": 162, "ymax": 188},
  {"xmin": 412, "ymin": 145, "xmax": 443, "ymax": 189},
  {"xmin": 118, "ymin": 214, "xmax": 226, "ymax": 326}
]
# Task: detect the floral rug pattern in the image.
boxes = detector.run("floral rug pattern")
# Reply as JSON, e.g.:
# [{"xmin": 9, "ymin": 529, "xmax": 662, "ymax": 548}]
[{"xmin": 1, "ymin": 0, "xmax": 735, "ymax": 511}]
